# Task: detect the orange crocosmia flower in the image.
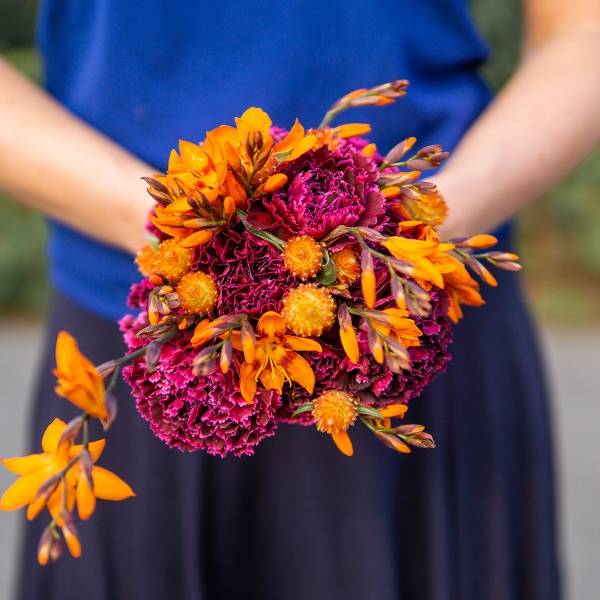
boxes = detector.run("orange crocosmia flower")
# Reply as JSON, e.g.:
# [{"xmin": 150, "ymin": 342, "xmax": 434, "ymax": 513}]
[
  {"xmin": 443, "ymin": 263, "xmax": 484, "ymax": 323},
  {"xmin": 398, "ymin": 188, "xmax": 448, "ymax": 227},
  {"xmin": 381, "ymin": 236, "xmax": 458, "ymax": 289},
  {"xmin": 0, "ymin": 419, "xmax": 133, "ymax": 522},
  {"xmin": 273, "ymin": 119, "xmax": 316, "ymax": 160},
  {"xmin": 231, "ymin": 311, "xmax": 322, "ymax": 403},
  {"xmin": 53, "ymin": 332, "xmax": 108, "ymax": 422},
  {"xmin": 370, "ymin": 308, "xmax": 422, "ymax": 348}
]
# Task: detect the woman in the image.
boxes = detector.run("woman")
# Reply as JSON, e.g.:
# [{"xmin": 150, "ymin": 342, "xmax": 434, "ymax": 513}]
[{"xmin": 1, "ymin": 1, "xmax": 599, "ymax": 598}]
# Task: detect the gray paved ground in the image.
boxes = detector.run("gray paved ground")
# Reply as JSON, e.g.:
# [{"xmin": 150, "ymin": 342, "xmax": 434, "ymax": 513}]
[{"xmin": 0, "ymin": 318, "xmax": 598, "ymax": 599}]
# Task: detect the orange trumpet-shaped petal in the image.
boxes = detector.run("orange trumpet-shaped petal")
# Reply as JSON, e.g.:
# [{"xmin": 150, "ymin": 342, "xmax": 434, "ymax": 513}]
[
  {"xmin": 273, "ymin": 119, "xmax": 305, "ymax": 154},
  {"xmin": 257, "ymin": 311, "xmax": 286, "ymax": 338},
  {"xmin": 332, "ymin": 431, "xmax": 354, "ymax": 456},
  {"xmin": 53, "ymin": 332, "xmax": 108, "ymax": 422},
  {"xmin": 76, "ymin": 469, "xmax": 96, "ymax": 521},
  {"xmin": 91, "ymin": 467, "xmax": 135, "ymax": 501},
  {"xmin": 285, "ymin": 134, "xmax": 318, "ymax": 161},
  {"xmin": 239, "ymin": 362, "xmax": 259, "ymax": 404}
]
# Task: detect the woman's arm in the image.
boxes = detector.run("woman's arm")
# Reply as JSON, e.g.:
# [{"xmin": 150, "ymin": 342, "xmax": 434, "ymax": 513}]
[
  {"xmin": 435, "ymin": 0, "xmax": 600, "ymax": 239},
  {"xmin": 0, "ymin": 58, "xmax": 152, "ymax": 254}
]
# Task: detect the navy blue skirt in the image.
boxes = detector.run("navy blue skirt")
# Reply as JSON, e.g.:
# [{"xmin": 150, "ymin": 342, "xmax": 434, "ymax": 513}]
[{"xmin": 16, "ymin": 271, "xmax": 560, "ymax": 600}]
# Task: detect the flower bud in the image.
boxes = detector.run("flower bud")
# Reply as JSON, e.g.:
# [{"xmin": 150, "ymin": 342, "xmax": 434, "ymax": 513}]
[
  {"xmin": 374, "ymin": 430, "xmax": 411, "ymax": 453},
  {"xmin": 383, "ymin": 137, "xmax": 416, "ymax": 164},
  {"xmin": 58, "ymin": 415, "xmax": 85, "ymax": 447},
  {"xmin": 360, "ymin": 249, "xmax": 376, "ymax": 309}
]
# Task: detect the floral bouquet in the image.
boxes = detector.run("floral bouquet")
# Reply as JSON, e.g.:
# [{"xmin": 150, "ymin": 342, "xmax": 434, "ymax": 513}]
[{"xmin": 0, "ymin": 81, "xmax": 520, "ymax": 563}]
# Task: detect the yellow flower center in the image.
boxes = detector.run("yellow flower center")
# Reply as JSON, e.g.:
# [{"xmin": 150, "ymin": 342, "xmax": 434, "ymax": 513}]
[
  {"xmin": 331, "ymin": 246, "xmax": 360, "ymax": 285},
  {"xmin": 281, "ymin": 284, "xmax": 335, "ymax": 337},
  {"xmin": 312, "ymin": 390, "xmax": 358, "ymax": 434},
  {"xmin": 176, "ymin": 272, "xmax": 218, "ymax": 315},
  {"xmin": 282, "ymin": 235, "xmax": 323, "ymax": 280},
  {"xmin": 153, "ymin": 239, "xmax": 192, "ymax": 282}
]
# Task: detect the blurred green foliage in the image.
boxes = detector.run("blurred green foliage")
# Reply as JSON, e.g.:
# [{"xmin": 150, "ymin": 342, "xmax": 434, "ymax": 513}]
[
  {"xmin": 0, "ymin": 47, "xmax": 47, "ymax": 313},
  {"xmin": 0, "ymin": 1, "xmax": 598, "ymax": 321},
  {"xmin": 0, "ymin": 0, "xmax": 38, "ymax": 48}
]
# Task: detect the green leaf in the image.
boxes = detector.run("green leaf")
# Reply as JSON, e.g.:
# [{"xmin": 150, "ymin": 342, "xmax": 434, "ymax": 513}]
[
  {"xmin": 315, "ymin": 249, "xmax": 338, "ymax": 285},
  {"xmin": 357, "ymin": 405, "xmax": 384, "ymax": 419},
  {"xmin": 237, "ymin": 210, "xmax": 286, "ymax": 250},
  {"xmin": 291, "ymin": 402, "xmax": 314, "ymax": 417}
]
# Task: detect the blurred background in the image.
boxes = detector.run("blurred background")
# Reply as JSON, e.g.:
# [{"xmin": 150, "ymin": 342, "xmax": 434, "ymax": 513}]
[{"xmin": 0, "ymin": 0, "xmax": 598, "ymax": 598}]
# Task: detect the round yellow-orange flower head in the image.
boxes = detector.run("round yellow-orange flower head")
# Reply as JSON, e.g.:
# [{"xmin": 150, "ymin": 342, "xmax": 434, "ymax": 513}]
[
  {"xmin": 153, "ymin": 239, "xmax": 192, "ymax": 282},
  {"xmin": 282, "ymin": 235, "xmax": 323, "ymax": 280},
  {"xmin": 176, "ymin": 272, "xmax": 218, "ymax": 315},
  {"xmin": 281, "ymin": 284, "xmax": 335, "ymax": 337},
  {"xmin": 312, "ymin": 390, "xmax": 358, "ymax": 434},
  {"xmin": 331, "ymin": 246, "xmax": 360, "ymax": 285},
  {"xmin": 135, "ymin": 243, "xmax": 156, "ymax": 277}
]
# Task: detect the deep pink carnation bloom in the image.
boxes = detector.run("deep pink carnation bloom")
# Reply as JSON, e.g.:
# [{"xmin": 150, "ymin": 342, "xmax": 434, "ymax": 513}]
[
  {"xmin": 194, "ymin": 229, "xmax": 293, "ymax": 318},
  {"xmin": 120, "ymin": 314, "xmax": 282, "ymax": 457},
  {"xmin": 246, "ymin": 142, "xmax": 386, "ymax": 240}
]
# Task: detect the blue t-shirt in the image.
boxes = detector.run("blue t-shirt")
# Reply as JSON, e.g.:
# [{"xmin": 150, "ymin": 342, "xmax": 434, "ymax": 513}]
[{"xmin": 38, "ymin": 0, "xmax": 498, "ymax": 320}]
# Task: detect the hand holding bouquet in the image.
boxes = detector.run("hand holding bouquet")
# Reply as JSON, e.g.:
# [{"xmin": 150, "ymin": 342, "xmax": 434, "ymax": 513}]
[{"xmin": 1, "ymin": 81, "xmax": 520, "ymax": 563}]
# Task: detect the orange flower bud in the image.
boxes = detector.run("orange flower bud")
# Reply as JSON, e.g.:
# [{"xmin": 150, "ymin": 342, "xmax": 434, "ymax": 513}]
[
  {"xmin": 374, "ymin": 430, "xmax": 411, "ymax": 453},
  {"xmin": 148, "ymin": 274, "xmax": 164, "ymax": 286},
  {"xmin": 464, "ymin": 234, "xmax": 498, "ymax": 249},
  {"xmin": 361, "ymin": 143, "xmax": 377, "ymax": 158},
  {"xmin": 334, "ymin": 123, "xmax": 372, "ymax": 139},
  {"xmin": 61, "ymin": 512, "xmax": 82, "ymax": 558},
  {"xmin": 223, "ymin": 195, "xmax": 236, "ymax": 221},
  {"xmin": 181, "ymin": 229, "xmax": 214, "ymax": 248},
  {"xmin": 263, "ymin": 173, "xmax": 288, "ymax": 193},
  {"xmin": 379, "ymin": 403, "xmax": 408, "ymax": 418},
  {"xmin": 338, "ymin": 305, "xmax": 359, "ymax": 364},
  {"xmin": 382, "ymin": 186, "xmax": 401, "ymax": 199},
  {"xmin": 360, "ymin": 249, "xmax": 376, "ymax": 309}
]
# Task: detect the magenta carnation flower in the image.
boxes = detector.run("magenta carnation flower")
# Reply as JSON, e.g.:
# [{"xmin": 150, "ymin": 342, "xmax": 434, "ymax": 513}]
[
  {"xmin": 246, "ymin": 143, "xmax": 386, "ymax": 240},
  {"xmin": 120, "ymin": 314, "xmax": 282, "ymax": 457}
]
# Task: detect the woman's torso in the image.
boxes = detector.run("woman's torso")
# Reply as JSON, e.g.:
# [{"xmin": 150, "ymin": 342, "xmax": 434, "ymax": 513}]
[{"xmin": 38, "ymin": 0, "xmax": 494, "ymax": 319}]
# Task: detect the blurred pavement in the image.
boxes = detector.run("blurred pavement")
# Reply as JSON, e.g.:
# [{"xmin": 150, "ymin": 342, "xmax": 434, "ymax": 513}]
[{"xmin": 0, "ymin": 318, "xmax": 598, "ymax": 599}]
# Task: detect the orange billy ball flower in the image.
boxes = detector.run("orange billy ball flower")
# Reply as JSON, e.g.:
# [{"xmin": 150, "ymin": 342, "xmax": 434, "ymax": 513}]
[
  {"xmin": 331, "ymin": 246, "xmax": 360, "ymax": 285},
  {"xmin": 281, "ymin": 284, "xmax": 335, "ymax": 337},
  {"xmin": 135, "ymin": 243, "xmax": 156, "ymax": 276},
  {"xmin": 283, "ymin": 235, "xmax": 324, "ymax": 280},
  {"xmin": 152, "ymin": 239, "xmax": 192, "ymax": 282},
  {"xmin": 312, "ymin": 390, "xmax": 359, "ymax": 456},
  {"xmin": 176, "ymin": 272, "xmax": 218, "ymax": 315}
]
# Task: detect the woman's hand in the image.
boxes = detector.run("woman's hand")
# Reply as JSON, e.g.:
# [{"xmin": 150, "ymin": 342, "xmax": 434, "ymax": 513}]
[
  {"xmin": 0, "ymin": 58, "xmax": 153, "ymax": 254},
  {"xmin": 434, "ymin": 0, "xmax": 600, "ymax": 241}
]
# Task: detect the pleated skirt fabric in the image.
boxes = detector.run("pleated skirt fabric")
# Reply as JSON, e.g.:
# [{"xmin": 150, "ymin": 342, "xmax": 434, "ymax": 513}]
[{"xmin": 16, "ymin": 272, "xmax": 560, "ymax": 600}]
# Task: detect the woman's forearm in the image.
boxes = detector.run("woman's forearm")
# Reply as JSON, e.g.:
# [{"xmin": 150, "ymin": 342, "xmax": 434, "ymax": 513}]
[
  {"xmin": 435, "ymin": 24, "xmax": 600, "ymax": 239},
  {"xmin": 0, "ymin": 58, "xmax": 152, "ymax": 254}
]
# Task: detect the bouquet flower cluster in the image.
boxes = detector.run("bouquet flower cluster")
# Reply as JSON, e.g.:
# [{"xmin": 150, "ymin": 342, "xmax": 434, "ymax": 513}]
[{"xmin": 1, "ymin": 81, "xmax": 520, "ymax": 563}]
